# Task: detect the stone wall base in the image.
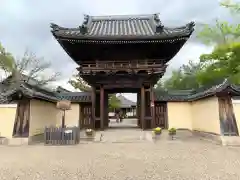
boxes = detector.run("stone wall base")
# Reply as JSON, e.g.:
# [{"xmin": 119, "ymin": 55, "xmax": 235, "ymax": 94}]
[
  {"xmin": 0, "ymin": 134, "xmax": 45, "ymax": 146},
  {"xmin": 192, "ymin": 130, "xmax": 240, "ymax": 146},
  {"xmin": 192, "ymin": 130, "xmax": 222, "ymax": 145},
  {"xmin": 0, "ymin": 137, "xmax": 29, "ymax": 146},
  {"xmin": 221, "ymin": 136, "xmax": 240, "ymax": 146},
  {"xmin": 1, "ymin": 130, "xmax": 240, "ymax": 146}
]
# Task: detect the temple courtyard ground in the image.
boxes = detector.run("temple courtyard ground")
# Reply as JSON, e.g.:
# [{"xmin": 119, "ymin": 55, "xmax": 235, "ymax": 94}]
[{"xmin": 1, "ymin": 126, "xmax": 240, "ymax": 180}]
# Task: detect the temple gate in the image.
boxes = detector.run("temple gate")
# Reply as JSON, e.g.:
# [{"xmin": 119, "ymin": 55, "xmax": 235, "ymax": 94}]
[{"xmin": 51, "ymin": 13, "xmax": 194, "ymax": 130}]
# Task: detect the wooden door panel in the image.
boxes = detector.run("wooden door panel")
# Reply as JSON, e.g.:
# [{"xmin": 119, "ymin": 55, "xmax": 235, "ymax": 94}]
[
  {"xmin": 81, "ymin": 105, "xmax": 92, "ymax": 129},
  {"xmin": 155, "ymin": 103, "xmax": 167, "ymax": 128},
  {"xmin": 218, "ymin": 96, "xmax": 239, "ymax": 136}
]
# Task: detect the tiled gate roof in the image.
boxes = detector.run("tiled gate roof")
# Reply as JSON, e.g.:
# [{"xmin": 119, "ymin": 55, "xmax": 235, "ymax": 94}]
[{"xmin": 51, "ymin": 13, "xmax": 195, "ymax": 40}]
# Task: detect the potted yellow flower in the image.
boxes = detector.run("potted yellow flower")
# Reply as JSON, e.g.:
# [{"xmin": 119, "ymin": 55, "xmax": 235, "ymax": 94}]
[
  {"xmin": 168, "ymin": 127, "xmax": 176, "ymax": 140},
  {"xmin": 85, "ymin": 128, "xmax": 95, "ymax": 137},
  {"xmin": 153, "ymin": 127, "xmax": 162, "ymax": 135}
]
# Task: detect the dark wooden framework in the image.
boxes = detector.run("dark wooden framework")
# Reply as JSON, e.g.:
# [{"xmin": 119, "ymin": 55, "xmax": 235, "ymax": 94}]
[
  {"xmin": 12, "ymin": 98, "xmax": 30, "ymax": 137},
  {"xmin": 79, "ymin": 102, "xmax": 92, "ymax": 129},
  {"xmin": 154, "ymin": 102, "xmax": 168, "ymax": 129},
  {"xmin": 218, "ymin": 94, "xmax": 239, "ymax": 136}
]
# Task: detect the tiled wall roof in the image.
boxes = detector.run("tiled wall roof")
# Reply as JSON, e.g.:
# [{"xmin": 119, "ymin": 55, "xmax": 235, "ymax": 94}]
[
  {"xmin": 58, "ymin": 92, "xmax": 91, "ymax": 102},
  {"xmin": 155, "ymin": 79, "xmax": 240, "ymax": 102},
  {"xmin": 1, "ymin": 79, "xmax": 240, "ymax": 104}
]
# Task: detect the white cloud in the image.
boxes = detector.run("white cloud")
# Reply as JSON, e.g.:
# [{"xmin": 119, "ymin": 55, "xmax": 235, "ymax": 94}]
[
  {"xmin": 165, "ymin": 42, "xmax": 213, "ymax": 75},
  {"xmin": 0, "ymin": 0, "xmax": 232, "ymax": 102},
  {"xmin": 50, "ymin": 79, "xmax": 77, "ymax": 92}
]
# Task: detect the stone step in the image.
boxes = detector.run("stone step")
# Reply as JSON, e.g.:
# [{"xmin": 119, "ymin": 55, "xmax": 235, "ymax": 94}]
[
  {"xmin": 221, "ymin": 136, "xmax": 240, "ymax": 146},
  {"xmin": 7, "ymin": 138, "xmax": 29, "ymax": 146},
  {"xmin": 0, "ymin": 137, "xmax": 8, "ymax": 145}
]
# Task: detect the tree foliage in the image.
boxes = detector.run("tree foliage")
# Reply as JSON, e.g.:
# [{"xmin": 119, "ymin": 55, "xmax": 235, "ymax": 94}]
[
  {"xmin": 221, "ymin": 0, "xmax": 240, "ymax": 13},
  {"xmin": 0, "ymin": 43, "xmax": 16, "ymax": 80},
  {"xmin": 155, "ymin": 0, "xmax": 240, "ymax": 90},
  {"xmin": 196, "ymin": 0, "xmax": 240, "ymax": 86},
  {"xmin": 0, "ymin": 43, "xmax": 60, "ymax": 87},
  {"xmin": 158, "ymin": 60, "xmax": 202, "ymax": 90},
  {"xmin": 69, "ymin": 73, "xmax": 121, "ymax": 110},
  {"xmin": 197, "ymin": 20, "xmax": 240, "ymax": 45},
  {"xmin": 68, "ymin": 74, "xmax": 91, "ymax": 92},
  {"xmin": 109, "ymin": 94, "xmax": 121, "ymax": 110},
  {"xmin": 197, "ymin": 0, "xmax": 240, "ymax": 45},
  {"xmin": 198, "ymin": 42, "xmax": 240, "ymax": 85}
]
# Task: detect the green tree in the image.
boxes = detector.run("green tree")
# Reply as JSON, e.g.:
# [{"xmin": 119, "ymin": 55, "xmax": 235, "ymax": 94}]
[
  {"xmin": 155, "ymin": 60, "xmax": 202, "ymax": 90},
  {"xmin": 197, "ymin": 42, "xmax": 240, "ymax": 85},
  {"xmin": 154, "ymin": 80, "xmax": 165, "ymax": 90},
  {"xmin": 196, "ymin": 0, "xmax": 240, "ymax": 85},
  {"xmin": 159, "ymin": 0, "xmax": 240, "ymax": 90},
  {"xmin": 0, "ymin": 43, "xmax": 16, "ymax": 81},
  {"xmin": 163, "ymin": 69, "xmax": 184, "ymax": 90},
  {"xmin": 221, "ymin": 0, "xmax": 240, "ymax": 13},
  {"xmin": 197, "ymin": 20, "xmax": 240, "ymax": 45},
  {"xmin": 108, "ymin": 94, "xmax": 121, "ymax": 111},
  {"xmin": 197, "ymin": 1, "xmax": 240, "ymax": 45},
  {"xmin": 68, "ymin": 74, "xmax": 91, "ymax": 92},
  {"xmin": 69, "ymin": 74, "xmax": 121, "ymax": 110}
]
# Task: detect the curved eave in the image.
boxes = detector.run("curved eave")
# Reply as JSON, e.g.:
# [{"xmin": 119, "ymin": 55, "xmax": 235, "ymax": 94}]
[
  {"xmin": 51, "ymin": 32, "xmax": 78, "ymax": 64},
  {"xmin": 52, "ymin": 31, "xmax": 193, "ymax": 43},
  {"xmin": 219, "ymin": 85, "xmax": 240, "ymax": 96},
  {"xmin": 51, "ymin": 30, "xmax": 191, "ymax": 64}
]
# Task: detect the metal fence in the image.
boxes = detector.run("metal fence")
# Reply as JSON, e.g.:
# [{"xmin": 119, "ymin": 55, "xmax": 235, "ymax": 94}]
[{"xmin": 44, "ymin": 126, "xmax": 80, "ymax": 145}]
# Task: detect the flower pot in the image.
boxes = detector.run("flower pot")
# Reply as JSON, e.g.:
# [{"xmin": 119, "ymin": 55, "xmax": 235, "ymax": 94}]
[
  {"xmin": 85, "ymin": 129, "xmax": 95, "ymax": 137},
  {"xmin": 155, "ymin": 131, "xmax": 162, "ymax": 135},
  {"xmin": 168, "ymin": 131, "xmax": 176, "ymax": 136},
  {"xmin": 153, "ymin": 127, "xmax": 162, "ymax": 134},
  {"xmin": 86, "ymin": 131, "xmax": 93, "ymax": 136},
  {"xmin": 168, "ymin": 131, "xmax": 176, "ymax": 140}
]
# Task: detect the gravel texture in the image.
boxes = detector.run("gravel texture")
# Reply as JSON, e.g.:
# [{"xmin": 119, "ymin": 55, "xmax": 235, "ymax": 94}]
[{"xmin": 1, "ymin": 132, "xmax": 240, "ymax": 180}]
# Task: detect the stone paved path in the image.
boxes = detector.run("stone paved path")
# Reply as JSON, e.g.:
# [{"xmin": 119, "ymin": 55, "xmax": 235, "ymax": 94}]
[
  {"xmin": 108, "ymin": 118, "xmax": 138, "ymax": 128},
  {"xmin": 1, "ymin": 125, "xmax": 240, "ymax": 179},
  {"xmin": 98, "ymin": 128, "xmax": 147, "ymax": 143},
  {"xmin": 1, "ymin": 137, "xmax": 240, "ymax": 180}
]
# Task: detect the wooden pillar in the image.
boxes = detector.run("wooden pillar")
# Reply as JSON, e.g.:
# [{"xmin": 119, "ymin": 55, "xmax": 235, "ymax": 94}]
[
  {"xmin": 91, "ymin": 86, "xmax": 96, "ymax": 129},
  {"xmin": 141, "ymin": 85, "xmax": 145, "ymax": 130},
  {"xmin": 137, "ymin": 91, "xmax": 141, "ymax": 127},
  {"xmin": 104, "ymin": 91, "xmax": 109, "ymax": 128},
  {"xmin": 151, "ymin": 85, "xmax": 155, "ymax": 128},
  {"xmin": 100, "ymin": 85, "xmax": 104, "ymax": 130}
]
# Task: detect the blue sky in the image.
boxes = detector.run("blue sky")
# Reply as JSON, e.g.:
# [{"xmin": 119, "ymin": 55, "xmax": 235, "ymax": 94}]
[{"xmin": 0, "ymin": 0, "xmax": 234, "ymax": 101}]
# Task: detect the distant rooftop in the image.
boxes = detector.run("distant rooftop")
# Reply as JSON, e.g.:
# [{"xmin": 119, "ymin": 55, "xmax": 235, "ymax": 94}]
[
  {"xmin": 56, "ymin": 86, "xmax": 71, "ymax": 93},
  {"xmin": 117, "ymin": 94, "xmax": 136, "ymax": 108}
]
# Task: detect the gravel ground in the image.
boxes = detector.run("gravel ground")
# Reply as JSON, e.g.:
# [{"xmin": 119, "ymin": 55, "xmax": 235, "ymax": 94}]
[{"xmin": 1, "ymin": 137, "xmax": 240, "ymax": 180}]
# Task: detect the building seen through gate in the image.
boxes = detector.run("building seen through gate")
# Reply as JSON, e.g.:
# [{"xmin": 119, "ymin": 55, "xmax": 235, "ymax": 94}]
[{"xmin": 51, "ymin": 13, "xmax": 195, "ymax": 130}]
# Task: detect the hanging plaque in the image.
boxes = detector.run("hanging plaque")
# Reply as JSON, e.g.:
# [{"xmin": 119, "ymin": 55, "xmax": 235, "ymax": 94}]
[{"xmin": 56, "ymin": 100, "xmax": 71, "ymax": 110}]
